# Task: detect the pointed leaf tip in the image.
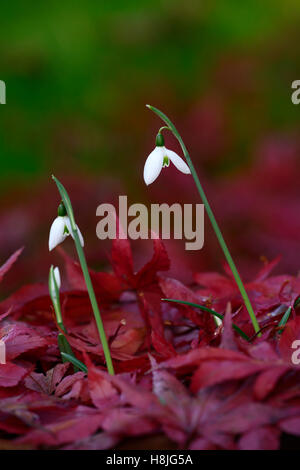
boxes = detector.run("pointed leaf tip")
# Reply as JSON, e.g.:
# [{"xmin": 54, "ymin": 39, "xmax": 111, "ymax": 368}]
[{"xmin": 61, "ymin": 352, "xmax": 88, "ymax": 373}]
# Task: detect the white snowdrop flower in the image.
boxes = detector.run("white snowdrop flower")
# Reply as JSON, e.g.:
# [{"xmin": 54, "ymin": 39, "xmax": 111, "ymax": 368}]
[
  {"xmin": 143, "ymin": 132, "xmax": 191, "ymax": 185},
  {"xmin": 48, "ymin": 202, "xmax": 84, "ymax": 251}
]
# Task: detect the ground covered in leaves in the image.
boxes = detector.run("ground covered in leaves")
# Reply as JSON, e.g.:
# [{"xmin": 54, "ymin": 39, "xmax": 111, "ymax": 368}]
[{"xmin": 0, "ymin": 238, "xmax": 300, "ymax": 450}]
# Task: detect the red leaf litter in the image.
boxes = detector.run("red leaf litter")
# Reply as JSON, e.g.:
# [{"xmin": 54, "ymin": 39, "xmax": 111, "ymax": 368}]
[{"xmin": 0, "ymin": 240, "xmax": 300, "ymax": 451}]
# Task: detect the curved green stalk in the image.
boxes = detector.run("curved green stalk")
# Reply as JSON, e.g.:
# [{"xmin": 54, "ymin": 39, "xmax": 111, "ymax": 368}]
[
  {"xmin": 162, "ymin": 298, "xmax": 250, "ymax": 341},
  {"xmin": 277, "ymin": 305, "xmax": 292, "ymax": 335},
  {"xmin": 147, "ymin": 104, "xmax": 260, "ymax": 335},
  {"xmin": 52, "ymin": 176, "xmax": 115, "ymax": 375}
]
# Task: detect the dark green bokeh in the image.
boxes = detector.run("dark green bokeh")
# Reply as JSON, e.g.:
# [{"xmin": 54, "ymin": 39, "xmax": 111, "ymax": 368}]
[{"xmin": 1, "ymin": 0, "xmax": 300, "ymax": 195}]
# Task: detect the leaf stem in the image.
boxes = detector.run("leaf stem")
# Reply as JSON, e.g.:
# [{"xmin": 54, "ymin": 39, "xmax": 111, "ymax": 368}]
[
  {"xmin": 277, "ymin": 305, "xmax": 292, "ymax": 335},
  {"xmin": 147, "ymin": 105, "xmax": 260, "ymax": 335},
  {"xmin": 162, "ymin": 298, "xmax": 250, "ymax": 341},
  {"xmin": 52, "ymin": 176, "xmax": 115, "ymax": 375},
  {"xmin": 61, "ymin": 352, "xmax": 88, "ymax": 373}
]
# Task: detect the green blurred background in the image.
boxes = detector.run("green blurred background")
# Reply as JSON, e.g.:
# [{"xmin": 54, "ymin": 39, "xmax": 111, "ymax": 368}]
[
  {"xmin": 1, "ymin": 0, "xmax": 300, "ymax": 186},
  {"xmin": 0, "ymin": 0, "xmax": 300, "ymax": 291}
]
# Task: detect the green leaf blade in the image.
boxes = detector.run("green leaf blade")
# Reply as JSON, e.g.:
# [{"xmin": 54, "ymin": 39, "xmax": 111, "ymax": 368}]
[
  {"xmin": 60, "ymin": 352, "xmax": 88, "ymax": 373},
  {"xmin": 162, "ymin": 298, "xmax": 250, "ymax": 341}
]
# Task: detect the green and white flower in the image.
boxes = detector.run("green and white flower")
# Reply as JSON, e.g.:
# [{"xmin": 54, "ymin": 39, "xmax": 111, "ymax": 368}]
[
  {"xmin": 49, "ymin": 203, "xmax": 84, "ymax": 251},
  {"xmin": 143, "ymin": 132, "xmax": 191, "ymax": 185}
]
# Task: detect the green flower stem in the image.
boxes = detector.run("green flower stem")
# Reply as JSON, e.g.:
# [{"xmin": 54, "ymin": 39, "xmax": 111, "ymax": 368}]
[
  {"xmin": 52, "ymin": 175, "xmax": 115, "ymax": 375},
  {"xmin": 72, "ymin": 228, "xmax": 115, "ymax": 375},
  {"xmin": 147, "ymin": 104, "xmax": 260, "ymax": 335},
  {"xmin": 49, "ymin": 266, "xmax": 79, "ymax": 370}
]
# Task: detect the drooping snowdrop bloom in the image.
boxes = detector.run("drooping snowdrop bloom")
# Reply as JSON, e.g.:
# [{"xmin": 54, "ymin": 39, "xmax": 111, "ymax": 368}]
[
  {"xmin": 49, "ymin": 202, "xmax": 84, "ymax": 251},
  {"xmin": 143, "ymin": 132, "xmax": 191, "ymax": 185},
  {"xmin": 49, "ymin": 266, "xmax": 61, "ymax": 300}
]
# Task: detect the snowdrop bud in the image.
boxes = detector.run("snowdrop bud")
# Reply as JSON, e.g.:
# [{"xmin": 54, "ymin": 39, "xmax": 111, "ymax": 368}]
[
  {"xmin": 53, "ymin": 266, "xmax": 61, "ymax": 290},
  {"xmin": 214, "ymin": 315, "xmax": 223, "ymax": 327},
  {"xmin": 50, "ymin": 266, "xmax": 61, "ymax": 299}
]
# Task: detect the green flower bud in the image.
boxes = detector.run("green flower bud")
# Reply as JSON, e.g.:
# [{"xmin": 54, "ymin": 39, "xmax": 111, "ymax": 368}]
[{"xmin": 155, "ymin": 132, "xmax": 165, "ymax": 147}]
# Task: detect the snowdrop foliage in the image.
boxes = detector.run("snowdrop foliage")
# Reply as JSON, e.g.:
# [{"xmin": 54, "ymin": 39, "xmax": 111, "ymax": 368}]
[
  {"xmin": 143, "ymin": 132, "xmax": 191, "ymax": 185},
  {"xmin": 49, "ymin": 203, "xmax": 84, "ymax": 251}
]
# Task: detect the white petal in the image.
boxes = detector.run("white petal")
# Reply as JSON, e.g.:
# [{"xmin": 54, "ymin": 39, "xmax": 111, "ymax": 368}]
[
  {"xmin": 53, "ymin": 267, "xmax": 61, "ymax": 290},
  {"xmin": 49, "ymin": 217, "xmax": 68, "ymax": 251},
  {"xmin": 165, "ymin": 148, "xmax": 191, "ymax": 174},
  {"xmin": 65, "ymin": 217, "xmax": 85, "ymax": 247},
  {"xmin": 214, "ymin": 316, "xmax": 223, "ymax": 327},
  {"xmin": 76, "ymin": 225, "xmax": 85, "ymax": 247},
  {"xmin": 143, "ymin": 147, "xmax": 164, "ymax": 185}
]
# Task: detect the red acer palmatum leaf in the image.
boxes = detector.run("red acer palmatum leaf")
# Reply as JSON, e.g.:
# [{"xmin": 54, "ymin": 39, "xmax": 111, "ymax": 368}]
[
  {"xmin": 279, "ymin": 417, "xmax": 300, "ymax": 436},
  {"xmin": 0, "ymin": 248, "xmax": 23, "ymax": 283},
  {"xmin": 1, "ymin": 323, "xmax": 50, "ymax": 360},
  {"xmin": 111, "ymin": 232, "xmax": 134, "ymax": 285},
  {"xmin": 253, "ymin": 366, "xmax": 289, "ymax": 401},
  {"xmin": 62, "ymin": 432, "xmax": 119, "ymax": 450},
  {"xmin": 151, "ymin": 330, "xmax": 177, "ymax": 359},
  {"xmin": 0, "ymin": 362, "xmax": 29, "ymax": 387},
  {"xmin": 238, "ymin": 426, "xmax": 280, "ymax": 450},
  {"xmin": 193, "ymin": 258, "xmax": 297, "ymax": 318},
  {"xmin": 252, "ymin": 256, "xmax": 282, "ymax": 282},
  {"xmin": 135, "ymin": 238, "xmax": 170, "ymax": 288},
  {"xmin": 16, "ymin": 406, "xmax": 104, "ymax": 447},
  {"xmin": 0, "ymin": 283, "xmax": 50, "ymax": 319},
  {"xmin": 24, "ymin": 363, "xmax": 71, "ymax": 395},
  {"xmin": 60, "ymin": 249, "xmax": 124, "ymax": 305},
  {"xmin": 86, "ymin": 357, "xmax": 118, "ymax": 409},
  {"xmin": 190, "ymin": 359, "xmax": 266, "ymax": 392},
  {"xmin": 112, "ymin": 237, "xmax": 170, "ymax": 290},
  {"xmin": 159, "ymin": 277, "xmax": 216, "ymax": 338},
  {"xmin": 101, "ymin": 407, "xmax": 158, "ymax": 437},
  {"xmin": 62, "ymin": 307, "xmax": 146, "ymax": 364},
  {"xmin": 0, "ymin": 231, "xmax": 300, "ymax": 449}
]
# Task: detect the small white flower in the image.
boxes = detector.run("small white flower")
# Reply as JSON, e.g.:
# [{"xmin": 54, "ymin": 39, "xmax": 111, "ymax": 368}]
[
  {"xmin": 143, "ymin": 133, "xmax": 191, "ymax": 185},
  {"xmin": 49, "ymin": 203, "xmax": 84, "ymax": 251}
]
